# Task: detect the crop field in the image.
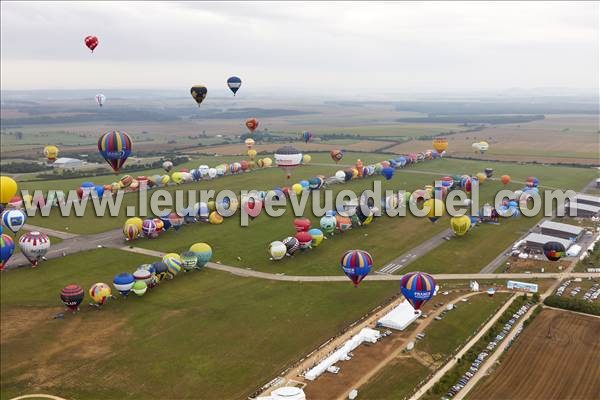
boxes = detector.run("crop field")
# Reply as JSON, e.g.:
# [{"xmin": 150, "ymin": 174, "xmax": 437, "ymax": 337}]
[
  {"xmin": 386, "ymin": 115, "xmax": 600, "ymax": 165},
  {"xmin": 469, "ymin": 308, "xmax": 600, "ymax": 400},
  {"xmin": 0, "ymin": 248, "xmax": 399, "ymax": 400}
]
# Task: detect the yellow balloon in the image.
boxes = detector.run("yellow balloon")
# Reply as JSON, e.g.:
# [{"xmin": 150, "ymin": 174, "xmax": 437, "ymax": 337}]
[
  {"xmin": 262, "ymin": 158, "xmax": 273, "ymax": 167},
  {"xmin": 450, "ymin": 215, "xmax": 471, "ymax": 236},
  {"xmin": 209, "ymin": 211, "xmax": 224, "ymax": 224},
  {"xmin": 126, "ymin": 217, "xmax": 143, "ymax": 231},
  {"xmin": 303, "ymin": 154, "xmax": 312, "ymax": 164},
  {"xmin": 475, "ymin": 172, "xmax": 486, "ymax": 183},
  {"xmin": 351, "ymin": 168, "xmax": 358, "ymax": 179},
  {"xmin": 423, "ymin": 198, "xmax": 445, "ymax": 221},
  {"xmin": 160, "ymin": 175, "xmax": 170, "ymax": 185},
  {"xmin": 432, "ymin": 138, "xmax": 448, "ymax": 153},
  {"xmin": 291, "ymin": 183, "xmax": 303, "ymax": 195},
  {"xmin": 171, "ymin": 172, "xmax": 184, "ymax": 184},
  {"xmin": 247, "ymin": 149, "xmax": 257, "ymax": 160},
  {"xmin": 43, "ymin": 145, "xmax": 59, "ymax": 161},
  {"xmin": 0, "ymin": 176, "xmax": 18, "ymax": 204}
]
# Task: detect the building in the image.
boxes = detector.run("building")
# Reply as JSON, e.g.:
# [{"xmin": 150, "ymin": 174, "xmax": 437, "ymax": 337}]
[
  {"xmin": 52, "ymin": 157, "xmax": 84, "ymax": 169},
  {"xmin": 572, "ymin": 194, "xmax": 600, "ymax": 208},
  {"xmin": 566, "ymin": 202, "xmax": 600, "ymax": 218},
  {"xmin": 376, "ymin": 300, "xmax": 421, "ymax": 331},
  {"xmin": 523, "ymin": 233, "xmax": 572, "ymax": 252},
  {"xmin": 256, "ymin": 387, "xmax": 306, "ymax": 400},
  {"xmin": 539, "ymin": 221, "xmax": 584, "ymax": 241}
]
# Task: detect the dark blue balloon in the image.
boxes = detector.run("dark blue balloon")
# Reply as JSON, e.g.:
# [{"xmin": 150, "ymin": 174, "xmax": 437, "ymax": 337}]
[
  {"xmin": 382, "ymin": 167, "xmax": 394, "ymax": 180},
  {"xmin": 94, "ymin": 185, "xmax": 105, "ymax": 198}
]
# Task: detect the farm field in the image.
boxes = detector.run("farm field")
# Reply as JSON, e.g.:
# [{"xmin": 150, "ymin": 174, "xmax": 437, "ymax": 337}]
[
  {"xmin": 388, "ymin": 115, "xmax": 599, "ymax": 164},
  {"xmin": 468, "ymin": 308, "xmax": 600, "ymax": 400},
  {"xmin": 0, "ymin": 248, "xmax": 399, "ymax": 400},
  {"xmin": 357, "ymin": 293, "xmax": 511, "ymax": 400}
]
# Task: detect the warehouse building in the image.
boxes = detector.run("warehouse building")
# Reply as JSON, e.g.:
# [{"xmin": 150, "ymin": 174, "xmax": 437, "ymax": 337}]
[
  {"xmin": 539, "ymin": 221, "xmax": 584, "ymax": 241},
  {"xmin": 523, "ymin": 233, "xmax": 572, "ymax": 252},
  {"xmin": 52, "ymin": 157, "xmax": 84, "ymax": 169},
  {"xmin": 566, "ymin": 202, "xmax": 600, "ymax": 218},
  {"xmin": 572, "ymin": 194, "xmax": 600, "ymax": 208}
]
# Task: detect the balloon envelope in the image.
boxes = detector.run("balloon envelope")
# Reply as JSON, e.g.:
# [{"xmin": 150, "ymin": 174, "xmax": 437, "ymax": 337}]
[
  {"xmin": 400, "ymin": 272, "xmax": 436, "ymax": 311},
  {"xmin": 190, "ymin": 85, "xmax": 208, "ymax": 107},
  {"xmin": 98, "ymin": 131, "xmax": 132, "ymax": 173},
  {"xmin": 227, "ymin": 76, "xmax": 242, "ymax": 95},
  {"xmin": 340, "ymin": 250, "xmax": 373, "ymax": 287}
]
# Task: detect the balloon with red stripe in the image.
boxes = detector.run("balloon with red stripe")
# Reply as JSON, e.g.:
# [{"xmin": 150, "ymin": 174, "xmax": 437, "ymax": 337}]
[
  {"xmin": 98, "ymin": 130, "xmax": 133, "ymax": 173},
  {"xmin": 400, "ymin": 271, "xmax": 436, "ymax": 312},
  {"xmin": 340, "ymin": 249, "xmax": 373, "ymax": 287}
]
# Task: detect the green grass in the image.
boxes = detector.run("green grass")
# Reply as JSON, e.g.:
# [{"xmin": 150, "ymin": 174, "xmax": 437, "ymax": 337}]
[
  {"xmin": 357, "ymin": 357, "xmax": 431, "ymax": 400},
  {"xmin": 0, "ymin": 248, "xmax": 398, "ymax": 400},
  {"xmin": 417, "ymin": 292, "xmax": 511, "ymax": 359}
]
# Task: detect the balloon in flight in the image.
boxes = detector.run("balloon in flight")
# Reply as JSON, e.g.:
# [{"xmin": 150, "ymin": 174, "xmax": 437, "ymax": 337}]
[
  {"xmin": 227, "ymin": 76, "xmax": 242, "ymax": 95},
  {"xmin": 98, "ymin": 130, "xmax": 132, "ymax": 173},
  {"xmin": 400, "ymin": 271, "xmax": 436, "ymax": 312},
  {"xmin": 84, "ymin": 35, "xmax": 98, "ymax": 52},
  {"xmin": 95, "ymin": 94, "xmax": 106, "ymax": 107},
  {"xmin": 340, "ymin": 249, "xmax": 373, "ymax": 287}
]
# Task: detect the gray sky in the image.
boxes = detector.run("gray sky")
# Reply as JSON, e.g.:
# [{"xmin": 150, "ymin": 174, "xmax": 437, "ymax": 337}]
[{"xmin": 1, "ymin": 1, "xmax": 598, "ymax": 95}]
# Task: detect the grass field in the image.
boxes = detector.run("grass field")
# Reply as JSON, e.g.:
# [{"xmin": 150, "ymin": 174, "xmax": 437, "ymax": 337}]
[
  {"xmin": 469, "ymin": 308, "xmax": 600, "ymax": 400},
  {"xmin": 0, "ymin": 248, "xmax": 399, "ymax": 400},
  {"xmin": 358, "ymin": 293, "xmax": 511, "ymax": 400}
]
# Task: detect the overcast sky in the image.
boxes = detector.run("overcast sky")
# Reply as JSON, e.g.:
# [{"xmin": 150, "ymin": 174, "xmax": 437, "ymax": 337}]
[{"xmin": 1, "ymin": 1, "xmax": 598, "ymax": 95}]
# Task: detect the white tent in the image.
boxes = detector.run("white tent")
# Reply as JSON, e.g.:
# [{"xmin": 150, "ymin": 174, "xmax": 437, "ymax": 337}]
[
  {"xmin": 377, "ymin": 300, "xmax": 421, "ymax": 331},
  {"xmin": 256, "ymin": 387, "xmax": 306, "ymax": 400},
  {"xmin": 304, "ymin": 328, "xmax": 381, "ymax": 381}
]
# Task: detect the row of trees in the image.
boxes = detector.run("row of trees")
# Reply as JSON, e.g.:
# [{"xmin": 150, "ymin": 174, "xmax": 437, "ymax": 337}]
[{"xmin": 544, "ymin": 295, "xmax": 600, "ymax": 316}]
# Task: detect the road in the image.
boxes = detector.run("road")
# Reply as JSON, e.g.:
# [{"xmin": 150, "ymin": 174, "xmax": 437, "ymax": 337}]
[
  {"xmin": 378, "ymin": 229, "xmax": 452, "ymax": 274},
  {"xmin": 407, "ymin": 293, "xmax": 520, "ymax": 400}
]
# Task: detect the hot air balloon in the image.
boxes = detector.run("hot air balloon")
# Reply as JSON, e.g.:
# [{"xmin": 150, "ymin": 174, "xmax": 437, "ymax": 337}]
[
  {"xmin": 162, "ymin": 161, "xmax": 173, "ymax": 173},
  {"xmin": 274, "ymin": 146, "xmax": 303, "ymax": 179},
  {"xmin": 484, "ymin": 168, "xmax": 494, "ymax": 178},
  {"xmin": 163, "ymin": 253, "xmax": 182, "ymax": 276},
  {"xmin": 123, "ymin": 221, "xmax": 140, "ymax": 241},
  {"xmin": 476, "ymin": 172, "xmax": 487, "ymax": 184},
  {"xmin": 0, "ymin": 234, "xmax": 15, "ymax": 270},
  {"xmin": 432, "ymin": 137, "xmax": 448, "ymax": 153},
  {"xmin": 190, "ymin": 85, "xmax": 208, "ymax": 107},
  {"xmin": 400, "ymin": 271, "xmax": 436, "ymax": 312},
  {"xmin": 330, "ymin": 149, "xmax": 344, "ymax": 163},
  {"xmin": 189, "ymin": 242, "xmax": 212, "ymax": 267},
  {"xmin": 501, "ymin": 175, "xmax": 511, "ymax": 185},
  {"xmin": 141, "ymin": 219, "xmax": 157, "ymax": 238},
  {"xmin": 98, "ymin": 130, "xmax": 132, "ymax": 173},
  {"xmin": 242, "ymin": 196, "xmax": 262, "ymax": 219},
  {"xmin": 293, "ymin": 218, "xmax": 311, "ymax": 232},
  {"xmin": 245, "ymin": 138, "xmax": 255, "ymax": 149},
  {"xmin": 295, "ymin": 231, "xmax": 312, "ymax": 250},
  {"xmin": 95, "ymin": 93, "xmax": 106, "ymax": 107},
  {"xmin": 227, "ymin": 76, "xmax": 242, "ymax": 95},
  {"xmin": 302, "ymin": 131, "xmax": 313, "ymax": 143},
  {"xmin": 450, "ymin": 215, "xmax": 471, "ymax": 236},
  {"xmin": 113, "ymin": 273, "xmax": 135, "ymax": 297},
  {"xmin": 0, "ymin": 176, "xmax": 18, "ymax": 205},
  {"xmin": 18, "ymin": 231, "xmax": 50, "ymax": 267},
  {"xmin": 133, "ymin": 267, "xmax": 154, "ymax": 287},
  {"xmin": 60, "ymin": 284, "xmax": 85, "ymax": 312},
  {"xmin": 43, "ymin": 145, "xmax": 59, "ymax": 162},
  {"xmin": 209, "ymin": 211, "xmax": 224, "ymax": 224},
  {"xmin": 126, "ymin": 217, "xmax": 143, "ymax": 231},
  {"xmin": 282, "ymin": 236, "xmax": 300, "ymax": 256},
  {"xmin": 423, "ymin": 199, "xmax": 444, "ymax": 223},
  {"xmin": 132, "ymin": 280, "xmax": 148, "ymax": 296},
  {"xmin": 320, "ymin": 215, "xmax": 336, "ymax": 235},
  {"xmin": 308, "ymin": 228, "xmax": 324, "ymax": 247},
  {"xmin": 340, "ymin": 249, "xmax": 373, "ymax": 287},
  {"xmin": 2, "ymin": 209, "xmax": 26, "ymax": 234},
  {"xmin": 245, "ymin": 118, "xmax": 259, "ymax": 135},
  {"xmin": 89, "ymin": 283, "xmax": 112, "ymax": 306},
  {"xmin": 84, "ymin": 35, "xmax": 98, "ymax": 52},
  {"xmin": 180, "ymin": 251, "xmax": 198, "ymax": 271},
  {"xmin": 269, "ymin": 241, "xmax": 287, "ymax": 260},
  {"xmin": 543, "ymin": 241, "xmax": 566, "ymax": 261},
  {"xmin": 336, "ymin": 215, "xmax": 352, "ymax": 232},
  {"xmin": 247, "ymin": 149, "xmax": 257, "ymax": 160},
  {"xmin": 382, "ymin": 166, "xmax": 394, "ymax": 181}
]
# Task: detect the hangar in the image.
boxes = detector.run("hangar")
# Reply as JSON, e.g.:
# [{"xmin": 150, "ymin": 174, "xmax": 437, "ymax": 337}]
[
  {"xmin": 539, "ymin": 221, "xmax": 583, "ymax": 241},
  {"xmin": 523, "ymin": 233, "xmax": 572, "ymax": 252}
]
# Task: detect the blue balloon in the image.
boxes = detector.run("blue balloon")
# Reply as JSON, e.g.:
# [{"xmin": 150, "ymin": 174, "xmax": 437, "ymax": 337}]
[
  {"xmin": 2, "ymin": 209, "xmax": 26, "ymax": 234},
  {"xmin": 299, "ymin": 180, "xmax": 310, "ymax": 188},
  {"xmin": 382, "ymin": 166, "xmax": 394, "ymax": 180},
  {"xmin": 94, "ymin": 185, "xmax": 105, "ymax": 198},
  {"xmin": 1, "ymin": 233, "xmax": 15, "ymax": 269},
  {"xmin": 227, "ymin": 76, "xmax": 242, "ymax": 95},
  {"xmin": 159, "ymin": 212, "xmax": 172, "ymax": 231},
  {"xmin": 191, "ymin": 169, "xmax": 201, "ymax": 181}
]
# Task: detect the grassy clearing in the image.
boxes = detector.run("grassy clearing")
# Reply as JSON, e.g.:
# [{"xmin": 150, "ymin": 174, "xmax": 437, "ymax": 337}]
[
  {"xmin": 357, "ymin": 357, "xmax": 431, "ymax": 400},
  {"xmin": 0, "ymin": 248, "xmax": 398, "ymax": 400}
]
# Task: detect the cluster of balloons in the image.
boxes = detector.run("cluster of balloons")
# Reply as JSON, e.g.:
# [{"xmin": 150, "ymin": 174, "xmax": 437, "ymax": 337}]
[
  {"xmin": 0, "ymin": 182, "xmax": 53, "ymax": 269},
  {"xmin": 268, "ymin": 218, "xmax": 325, "ymax": 260},
  {"xmin": 59, "ymin": 243, "xmax": 212, "ymax": 312}
]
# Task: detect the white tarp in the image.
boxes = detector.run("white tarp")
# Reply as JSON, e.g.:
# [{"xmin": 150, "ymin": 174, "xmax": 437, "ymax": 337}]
[
  {"xmin": 304, "ymin": 328, "xmax": 381, "ymax": 381},
  {"xmin": 566, "ymin": 244, "xmax": 582, "ymax": 257},
  {"xmin": 377, "ymin": 300, "xmax": 421, "ymax": 331}
]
